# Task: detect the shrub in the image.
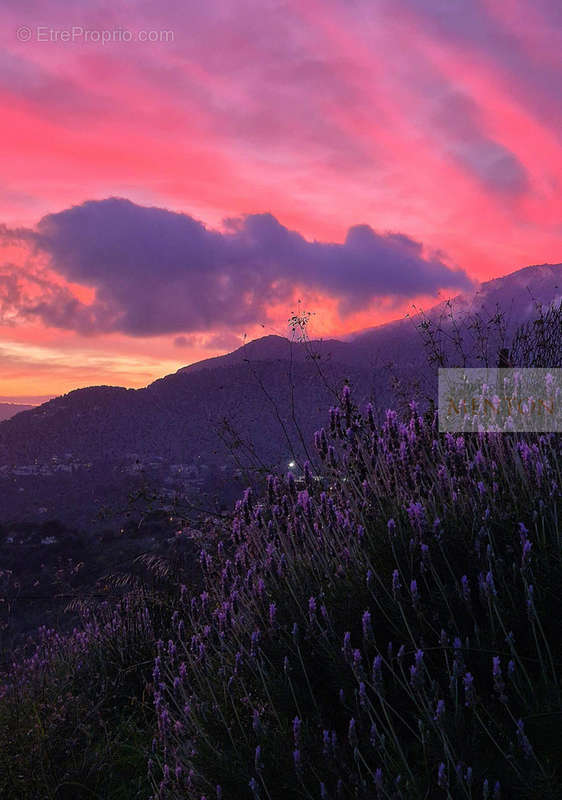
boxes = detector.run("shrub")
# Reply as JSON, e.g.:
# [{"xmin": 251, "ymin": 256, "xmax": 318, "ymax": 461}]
[
  {"xmin": 152, "ymin": 396, "xmax": 562, "ymax": 799},
  {"xmin": 0, "ymin": 590, "xmax": 158, "ymax": 800}
]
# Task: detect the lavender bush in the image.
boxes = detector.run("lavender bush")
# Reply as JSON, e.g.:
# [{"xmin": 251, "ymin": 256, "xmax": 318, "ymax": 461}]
[
  {"xmin": 1, "ymin": 390, "xmax": 560, "ymax": 799},
  {"xmin": 0, "ymin": 590, "xmax": 159, "ymax": 799},
  {"xmin": 151, "ymin": 394, "xmax": 561, "ymax": 799}
]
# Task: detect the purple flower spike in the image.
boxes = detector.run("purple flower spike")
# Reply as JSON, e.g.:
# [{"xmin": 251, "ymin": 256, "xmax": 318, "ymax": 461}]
[
  {"xmin": 372, "ymin": 654, "xmax": 383, "ymax": 689},
  {"xmin": 359, "ymin": 681, "xmax": 367, "ymax": 707},
  {"xmin": 342, "ymin": 631, "xmax": 352, "ymax": 661},
  {"xmin": 293, "ymin": 716, "xmax": 301, "ymax": 746},
  {"xmin": 362, "ymin": 610, "xmax": 373, "ymax": 641},
  {"xmin": 308, "ymin": 596, "xmax": 317, "ymax": 623},
  {"xmin": 269, "ymin": 603, "xmax": 277, "ymax": 627},
  {"xmin": 516, "ymin": 719, "xmax": 533, "ymax": 757},
  {"xmin": 463, "ymin": 672, "xmax": 476, "ymax": 707},
  {"xmin": 293, "ymin": 748, "xmax": 301, "ymax": 770},
  {"xmin": 348, "ymin": 717, "xmax": 358, "ymax": 748},
  {"xmin": 493, "ymin": 656, "xmax": 507, "ymax": 702}
]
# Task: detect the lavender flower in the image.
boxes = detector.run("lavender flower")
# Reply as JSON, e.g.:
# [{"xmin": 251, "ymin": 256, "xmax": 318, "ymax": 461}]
[
  {"xmin": 362, "ymin": 610, "xmax": 373, "ymax": 642},
  {"xmin": 372, "ymin": 654, "xmax": 383, "ymax": 690},
  {"xmin": 348, "ymin": 717, "xmax": 358, "ymax": 748},
  {"xmin": 268, "ymin": 603, "xmax": 277, "ymax": 627},
  {"xmin": 359, "ymin": 681, "xmax": 367, "ymax": 707},
  {"xmin": 410, "ymin": 649, "xmax": 424, "ymax": 689},
  {"xmin": 463, "ymin": 672, "xmax": 476, "ymax": 707},
  {"xmin": 516, "ymin": 719, "xmax": 533, "ymax": 757},
  {"xmin": 492, "ymin": 656, "xmax": 507, "ymax": 702},
  {"xmin": 293, "ymin": 716, "xmax": 301, "ymax": 746},
  {"xmin": 406, "ymin": 501, "xmax": 425, "ymax": 530},
  {"xmin": 342, "ymin": 631, "xmax": 352, "ymax": 662},
  {"xmin": 308, "ymin": 596, "xmax": 317, "ymax": 623},
  {"xmin": 293, "ymin": 748, "xmax": 301, "ymax": 770}
]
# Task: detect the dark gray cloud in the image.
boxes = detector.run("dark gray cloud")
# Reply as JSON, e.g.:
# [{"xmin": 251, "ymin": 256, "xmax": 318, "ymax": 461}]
[{"xmin": 3, "ymin": 197, "xmax": 472, "ymax": 336}]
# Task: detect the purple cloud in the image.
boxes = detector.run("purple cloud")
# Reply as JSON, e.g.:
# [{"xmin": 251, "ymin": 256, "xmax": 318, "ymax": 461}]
[{"xmin": 3, "ymin": 198, "xmax": 472, "ymax": 336}]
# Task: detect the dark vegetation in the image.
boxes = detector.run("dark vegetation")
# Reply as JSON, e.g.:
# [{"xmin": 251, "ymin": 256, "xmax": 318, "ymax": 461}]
[{"xmin": 0, "ymin": 296, "xmax": 560, "ymax": 799}]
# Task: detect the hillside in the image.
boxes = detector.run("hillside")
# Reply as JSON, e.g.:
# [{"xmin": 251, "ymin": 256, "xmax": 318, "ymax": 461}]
[
  {"xmin": 0, "ymin": 404, "xmax": 34, "ymax": 422},
  {"xmin": 0, "ymin": 263, "xmax": 560, "ymax": 526}
]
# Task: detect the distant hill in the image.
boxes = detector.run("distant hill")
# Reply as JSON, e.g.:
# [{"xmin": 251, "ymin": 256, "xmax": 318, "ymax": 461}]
[
  {"xmin": 178, "ymin": 335, "xmax": 360, "ymax": 374},
  {"xmin": 0, "ymin": 263, "xmax": 560, "ymax": 526},
  {"xmin": 350, "ymin": 262, "xmax": 561, "ymax": 362},
  {"xmin": 0, "ymin": 403, "xmax": 34, "ymax": 422}
]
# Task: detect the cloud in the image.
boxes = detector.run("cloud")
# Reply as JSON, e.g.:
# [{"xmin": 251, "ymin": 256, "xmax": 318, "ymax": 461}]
[
  {"xmin": 430, "ymin": 91, "xmax": 529, "ymax": 195},
  {"xmin": 383, "ymin": 0, "xmax": 562, "ymax": 131},
  {"xmin": 2, "ymin": 197, "xmax": 472, "ymax": 336}
]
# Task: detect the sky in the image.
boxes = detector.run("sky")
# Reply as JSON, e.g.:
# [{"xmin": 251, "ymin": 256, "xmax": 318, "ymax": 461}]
[{"xmin": 0, "ymin": 0, "xmax": 560, "ymax": 402}]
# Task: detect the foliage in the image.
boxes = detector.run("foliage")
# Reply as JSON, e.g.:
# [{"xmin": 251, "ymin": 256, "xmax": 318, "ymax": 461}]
[{"xmin": 150, "ymin": 393, "xmax": 562, "ymax": 799}]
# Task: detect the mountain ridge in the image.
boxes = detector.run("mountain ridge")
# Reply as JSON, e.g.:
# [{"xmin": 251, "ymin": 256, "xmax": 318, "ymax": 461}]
[{"xmin": 0, "ymin": 263, "xmax": 560, "ymax": 526}]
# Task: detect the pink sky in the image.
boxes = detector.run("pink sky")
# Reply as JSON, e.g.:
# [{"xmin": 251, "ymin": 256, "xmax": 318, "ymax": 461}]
[{"xmin": 0, "ymin": 0, "xmax": 560, "ymax": 402}]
